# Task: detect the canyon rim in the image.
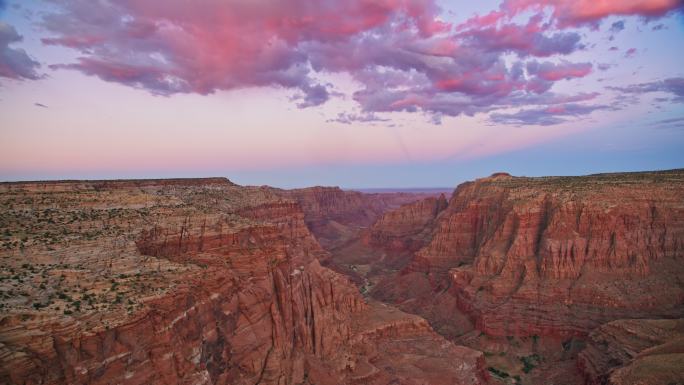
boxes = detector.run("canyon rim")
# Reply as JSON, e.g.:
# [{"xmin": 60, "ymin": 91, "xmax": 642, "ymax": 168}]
[
  {"xmin": 1, "ymin": 170, "xmax": 683, "ymax": 384},
  {"xmin": 1, "ymin": 0, "xmax": 684, "ymax": 384}
]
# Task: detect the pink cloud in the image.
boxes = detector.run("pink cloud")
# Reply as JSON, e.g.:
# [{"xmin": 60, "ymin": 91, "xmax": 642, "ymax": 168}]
[
  {"xmin": 504, "ymin": 0, "xmax": 683, "ymax": 28},
  {"xmin": 455, "ymin": 13, "xmax": 583, "ymax": 57},
  {"xmin": 41, "ymin": 0, "xmax": 450, "ymax": 104},
  {"xmin": 37, "ymin": 0, "xmax": 679, "ymax": 125},
  {"xmin": 42, "ymin": 35, "xmax": 104, "ymax": 49},
  {"xmin": 527, "ymin": 61, "xmax": 592, "ymax": 81},
  {"xmin": 456, "ymin": 10, "xmax": 507, "ymax": 30},
  {"xmin": 625, "ymin": 47, "xmax": 638, "ymax": 58}
]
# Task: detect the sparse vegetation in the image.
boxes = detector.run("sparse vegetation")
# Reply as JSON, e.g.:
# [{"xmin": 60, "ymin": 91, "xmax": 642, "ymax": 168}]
[
  {"xmin": 487, "ymin": 367, "xmax": 510, "ymax": 379},
  {"xmin": 520, "ymin": 353, "xmax": 542, "ymax": 373}
]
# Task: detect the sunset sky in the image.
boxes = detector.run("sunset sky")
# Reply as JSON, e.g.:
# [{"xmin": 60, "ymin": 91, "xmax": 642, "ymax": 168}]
[{"xmin": 1, "ymin": 0, "xmax": 683, "ymax": 188}]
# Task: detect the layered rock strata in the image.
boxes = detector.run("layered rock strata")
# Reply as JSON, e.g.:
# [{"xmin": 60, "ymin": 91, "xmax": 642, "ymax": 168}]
[
  {"xmin": 577, "ymin": 318, "xmax": 684, "ymax": 385},
  {"xmin": 283, "ymin": 187, "xmax": 437, "ymax": 249},
  {"xmin": 0, "ymin": 178, "xmax": 487, "ymax": 385},
  {"xmin": 365, "ymin": 194, "xmax": 448, "ymax": 252},
  {"xmin": 375, "ymin": 170, "xmax": 684, "ymax": 337}
]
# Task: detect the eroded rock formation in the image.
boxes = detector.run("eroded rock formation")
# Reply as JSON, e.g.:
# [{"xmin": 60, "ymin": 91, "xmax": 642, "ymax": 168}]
[
  {"xmin": 375, "ymin": 170, "xmax": 684, "ymax": 338},
  {"xmin": 3, "ymin": 169, "xmax": 683, "ymax": 385},
  {"xmin": 283, "ymin": 186, "xmax": 437, "ymax": 249},
  {"xmin": 365, "ymin": 194, "xmax": 448, "ymax": 252},
  {"xmin": 578, "ymin": 318, "xmax": 684, "ymax": 385},
  {"xmin": 0, "ymin": 179, "xmax": 487, "ymax": 385}
]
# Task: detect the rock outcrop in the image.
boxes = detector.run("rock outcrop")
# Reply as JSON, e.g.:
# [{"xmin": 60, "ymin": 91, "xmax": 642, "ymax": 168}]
[
  {"xmin": 283, "ymin": 187, "xmax": 437, "ymax": 249},
  {"xmin": 375, "ymin": 170, "xmax": 684, "ymax": 337},
  {"xmin": 366, "ymin": 194, "xmax": 448, "ymax": 252},
  {"xmin": 285, "ymin": 187, "xmax": 429, "ymax": 227},
  {"xmin": 4, "ymin": 169, "xmax": 683, "ymax": 385},
  {"xmin": 577, "ymin": 318, "xmax": 684, "ymax": 385},
  {"xmin": 0, "ymin": 179, "xmax": 488, "ymax": 385}
]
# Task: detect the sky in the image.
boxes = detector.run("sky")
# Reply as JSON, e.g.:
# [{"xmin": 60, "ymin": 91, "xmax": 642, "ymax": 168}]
[{"xmin": 0, "ymin": 0, "xmax": 683, "ymax": 188}]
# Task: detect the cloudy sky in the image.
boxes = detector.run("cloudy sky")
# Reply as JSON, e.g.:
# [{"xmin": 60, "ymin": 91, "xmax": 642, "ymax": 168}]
[{"xmin": 1, "ymin": 0, "xmax": 683, "ymax": 188}]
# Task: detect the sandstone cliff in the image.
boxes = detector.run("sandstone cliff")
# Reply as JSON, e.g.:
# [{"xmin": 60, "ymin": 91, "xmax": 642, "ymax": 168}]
[
  {"xmin": 285, "ymin": 186, "xmax": 429, "ymax": 227},
  {"xmin": 283, "ymin": 186, "xmax": 437, "ymax": 249},
  {"xmin": 366, "ymin": 194, "xmax": 448, "ymax": 252},
  {"xmin": 577, "ymin": 318, "xmax": 684, "ymax": 385},
  {"xmin": 376, "ymin": 170, "xmax": 684, "ymax": 338},
  {"xmin": 0, "ymin": 179, "xmax": 487, "ymax": 385},
  {"xmin": 5, "ymin": 169, "xmax": 682, "ymax": 385}
]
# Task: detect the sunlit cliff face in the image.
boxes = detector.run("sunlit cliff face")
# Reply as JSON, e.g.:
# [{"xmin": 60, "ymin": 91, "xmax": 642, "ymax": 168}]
[{"xmin": 0, "ymin": 0, "xmax": 683, "ymax": 186}]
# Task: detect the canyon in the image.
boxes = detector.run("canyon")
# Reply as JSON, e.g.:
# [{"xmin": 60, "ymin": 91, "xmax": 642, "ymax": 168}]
[{"xmin": 1, "ymin": 169, "xmax": 683, "ymax": 384}]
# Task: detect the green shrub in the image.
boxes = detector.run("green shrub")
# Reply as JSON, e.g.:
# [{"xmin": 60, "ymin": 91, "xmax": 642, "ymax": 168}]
[
  {"xmin": 487, "ymin": 367, "xmax": 509, "ymax": 378},
  {"xmin": 520, "ymin": 354, "xmax": 542, "ymax": 373}
]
